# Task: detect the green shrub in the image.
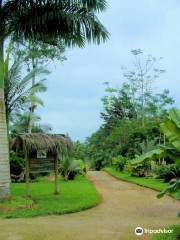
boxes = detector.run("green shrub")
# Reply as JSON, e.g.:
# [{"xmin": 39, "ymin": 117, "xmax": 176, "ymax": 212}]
[
  {"xmin": 10, "ymin": 151, "xmax": 43, "ymax": 182},
  {"xmin": 153, "ymin": 164, "xmax": 180, "ymax": 183},
  {"xmin": 90, "ymin": 158, "xmax": 104, "ymax": 171},
  {"xmin": 10, "ymin": 151, "xmax": 25, "ymax": 176},
  {"xmin": 60, "ymin": 157, "xmax": 86, "ymax": 181},
  {"xmin": 125, "ymin": 161, "xmax": 151, "ymax": 177},
  {"xmin": 112, "ymin": 156, "xmax": 127, "ymax": 172}
]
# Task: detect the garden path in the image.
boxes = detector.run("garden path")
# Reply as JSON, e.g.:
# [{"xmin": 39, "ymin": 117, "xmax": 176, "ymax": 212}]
[{"xmin": 0, "ymin": 171, "xmax": 179, "ymax": 240}]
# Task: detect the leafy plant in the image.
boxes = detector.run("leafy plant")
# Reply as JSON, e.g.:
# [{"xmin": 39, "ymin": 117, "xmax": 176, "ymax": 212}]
[
  {"xmin": 126, "ymin": 161, "xmax": 151, "ymax": 177},
  {"xmin": 4, "ymin": 46, "xmax": 48, "ymax": 130},
  {"xmin": 157, "ymin": 178, "xmax": 180, "ymax": 202},
  {"xmin": 112, "ymin": 156, "xmax": 127, "ymax": 172},
  {"xmin": 60, "ymin": 156, "xmax": 86, "ymax": 181},
  {"xmin": 153, "ymin": 164, "xmax": 180, "ymax": 183},
  {"xmin": 10, "ymin": 151, "xmax": 25, "ymax": 182},
  {"xmin": 131, "ymin": 108, "xmax": 180, "ymax": 215},
  {"xmin": 10, "ymin": 112, "xmax": 52, "ymax": 137},
  {"xmin": 0, "ymin": 0, "xmax": 109, "ymax": 198}
]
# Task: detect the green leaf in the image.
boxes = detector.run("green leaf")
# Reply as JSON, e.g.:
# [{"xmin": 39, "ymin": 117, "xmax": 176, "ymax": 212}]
[
  {"xmin": 28, "ymin": 95, "xmax": 44, "ymax": 107},
  {"xmin": 161, "ymin": 119, "xmax": 180, "ymax": 151},
  {"xmin": 131, "ymin": 148, "xmax": 165, "ymax": 165},
  {"xmin": 169, "ymin": 108, "xmax": 180, "ymax": 128},
  {"xmin": 157, "ymin": 179, "xmax": 180, "ymax": 199}
]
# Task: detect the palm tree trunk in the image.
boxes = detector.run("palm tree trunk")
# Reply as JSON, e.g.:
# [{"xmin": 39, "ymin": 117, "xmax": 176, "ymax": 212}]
[
  {"xmin": 28, "ymin": 56, "xmax": 36, "ymax": 133},
  {"xmin": 0, "ymin": 37, "xmax": 11, "ymax": 199}
]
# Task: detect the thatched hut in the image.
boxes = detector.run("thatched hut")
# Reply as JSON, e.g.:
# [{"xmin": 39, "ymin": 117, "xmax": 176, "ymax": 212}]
[{"xmin": 11, "ymin": 133, "xmax": 73, "ymax": 196}]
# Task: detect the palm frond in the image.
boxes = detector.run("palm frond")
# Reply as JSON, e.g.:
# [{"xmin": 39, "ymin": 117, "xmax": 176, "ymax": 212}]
[
  {"xmin": 4, "ymin": 49, "xmax": 48, "ymax": 116},
  {"xmin": 3, "ymin": 0, "xmax": 109, "ymax": 47},
  {"xmin": 28, "ymin": 95, "xmax": 44, "ymax": 107}
]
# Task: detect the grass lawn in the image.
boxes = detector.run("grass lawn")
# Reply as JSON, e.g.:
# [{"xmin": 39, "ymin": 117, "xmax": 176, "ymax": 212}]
[
  {"xmin": 104, "ymin": 167, "xmax": 177, "ymax": 197},
  {"xmin": 152, "ymin": 225, "xmax": 180, "ymax": 240},
  {"xmin": 0, "ymin": 175, "xmax": 100, "ymax": 218}
]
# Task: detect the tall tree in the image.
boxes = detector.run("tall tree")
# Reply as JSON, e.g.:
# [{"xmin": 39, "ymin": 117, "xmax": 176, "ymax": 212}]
[
  {"xmin": 122, "ymin": 49, "xmax": 165, "ymax": 127},
  {"xmin": 4, "ymin": 45, "xmax": 48, "ymax": 133},
  {"xmin": 17, "ymin": 41, "xmax": 66, "ymax": 133},
  {"xmin": 0, "ymin": 0, "xmax": 109, "ymax": 198},
  {"xmin": 101, "ymin": 82, "xmax": 137, "ymax": 127},
  {"xmin": 10, "ymin": 112, "xmax": 52, "ymax": 137}
]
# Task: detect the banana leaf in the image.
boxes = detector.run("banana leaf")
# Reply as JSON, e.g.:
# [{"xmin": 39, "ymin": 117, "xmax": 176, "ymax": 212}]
[{"xmin": 131, "ymin": 148, "xmax": 165, "ymax": 165}]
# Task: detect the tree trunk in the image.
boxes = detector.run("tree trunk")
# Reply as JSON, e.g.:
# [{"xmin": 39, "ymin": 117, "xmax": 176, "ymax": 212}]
[
  {"xmin": 28, "ymin": 56, "xmax": 36, "ymax": 133},
  {"xmin": 0, "ymin": 37, "xmax": 11, "ymax": 199},
  {"xmin": 25, "ymin": 152, "xmax": 31, "ymax": 197}
]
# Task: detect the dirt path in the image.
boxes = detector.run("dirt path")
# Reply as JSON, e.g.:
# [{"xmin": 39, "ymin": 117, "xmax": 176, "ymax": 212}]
[{"xmin": 0, "ymin": 171, "xmax": 179, "ymax": 240}]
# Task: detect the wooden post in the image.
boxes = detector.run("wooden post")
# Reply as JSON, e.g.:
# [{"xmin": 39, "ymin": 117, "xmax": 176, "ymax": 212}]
[
  {"xmin": 54, "ymin": 155, "xmax": 59, "ymax": 195},
  {"xmin": 25, "ymin": 151, "xmax": 31, "ymax": 197}
]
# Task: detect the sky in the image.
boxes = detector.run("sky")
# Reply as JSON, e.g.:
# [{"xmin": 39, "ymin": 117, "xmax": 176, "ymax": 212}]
[{"xmin": 38, "ymin": 0, "xmax": 180, "ymax": 142}]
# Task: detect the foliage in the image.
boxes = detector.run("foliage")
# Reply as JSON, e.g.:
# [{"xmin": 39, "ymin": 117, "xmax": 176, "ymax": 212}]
[
  {"xmin": 153, "ymin": 164, "xmax": 180, "ymax": 183},
  {"xmin": 86, "ymin": 50, "xmax": 174, "ymax": 169},
  {"xmin": 16, "ymin": 41, "xmax": 66, "ymax": 133},
  {"xmin": 161, "ymin": 108, "xmax": 180, "ymax": 152},
  {"xmin": 73, "ymin": 141, "xmax": 87, "ymax": 161},
  {"xmin": 1, "ymin": 0, "xmax": 109, "ymax": 48},
  {"xmin": 4, "ymin": 45, "xmax": 48, "ymax": 126},
  {"xmin": 86, "ymin": 117, "xmax": 163, "ymax": 169},
  {"xmin": 157, "ymin": 179, "xmax": 180, "ymax": 217},
  {"xmin": 0, "ymin": 0, "xmax": 109, "ymax": 198},
  {"xmin": 126, "ymin": 160, "xmax": 151, "ymax": 177},
  {"xmin": 111, "ymin": 156, "xmax": 127, "ymax": 172},
  {"xmin": 122, "ymin": 49, "xmax": 173, "ymax": 125},
  {"xmin": 133, "ymin": 108, "xmax": 180, "ymax": 166},
  {"xmin": 152, "ymin": 225, "xmax": 180, "ymax": 240},
  {"xmin": 10, "ymin": 151, "xmax": 45, "ymax": 182},
  {"xmin": 131, "ymin": 149, "xmax": 165, "ymax": 165},
  {"xmin": 10, "ymin": 113, "xmax": 52, "ymax": 137},
  {"xmin": 60, "ymin": 156, "xmax": 86, "ymax": 181},
  {"xmin": 18, "ymin": 41, "xmax": 66, "ymax": 67},
  {"xmin": 101, "ymin": 82, "xmax": 137, "ymax": 126},
  {"xmin": 10, "ymin": 151, "xmax": 25, "ymax": 176},
  {"xmin": 0, "ymin": 176, "xmax": 100, "ymax": 218},
  {"xmin": 104, "ymin": 167, "xmax": 170, "ymax": 193},
  {"xmin": 131, "ymin": 108, "xmax": 180, "ymax": 215}
]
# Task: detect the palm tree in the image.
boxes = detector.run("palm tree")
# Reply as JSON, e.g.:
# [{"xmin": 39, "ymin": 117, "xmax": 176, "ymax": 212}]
[
  {"xmin": 10, "ymin": 112, "xmax": 52, "ymax": 137},
  {"xmin": 0, "ymin": 0, "xmax": 108, "ymax": 198},
  {"xmin": 4, "ymin": 46, "xmax": 48, "ymax": 133},
  {"xmin": 23, "ymin": 41, "xmax": 66, "ymax": 133}
]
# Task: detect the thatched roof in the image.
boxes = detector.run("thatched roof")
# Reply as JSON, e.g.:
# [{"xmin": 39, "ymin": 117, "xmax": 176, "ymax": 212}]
[{"xmin": 11, "ymin": 133, "xmax": 73, "ymax": 155}]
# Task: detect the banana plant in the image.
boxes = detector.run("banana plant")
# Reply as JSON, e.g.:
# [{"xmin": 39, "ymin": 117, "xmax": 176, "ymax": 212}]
[
  {"xmin": 131, "ymin": 108, "xmax": 180, "ymax": 165},
  {"xmin": 131, "ymin": 108, "xmax": 180, "ymax": 216}
]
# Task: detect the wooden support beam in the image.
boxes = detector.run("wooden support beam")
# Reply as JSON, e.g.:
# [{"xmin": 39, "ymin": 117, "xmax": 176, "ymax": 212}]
[
  {"xmin": 54, "ymin": 155, "xmax": 59, "ymax": 195},
  {"xmin": 25, "ymin": 152, "xmax": 31, "ymax": 198}
]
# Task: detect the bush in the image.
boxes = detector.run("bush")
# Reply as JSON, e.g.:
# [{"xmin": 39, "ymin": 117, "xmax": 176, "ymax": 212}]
[
  {"xmin": 90, "ymin": 158, "xmax": 104, "ymax": 171},
  {"xmin": 153, "ymin": 164, "xmax": 180, "ymax": 182},
  {"xmin": 126, "ymin": 161, "xmax": 151, "ymax": 177},
  {"xmin": 10, "ymin": 151, "xmax": 25, "ymax": 176},
  {"xmin": 60, "ymin": 157, "xmax": 86, "ymax": 181},
  {"xmin": 112, "ymin": 156, "xmax": 127, "ymax": 172},
  {"xmin": 10, "ymin": 151, "xmax": 49, "ymax": 182}
]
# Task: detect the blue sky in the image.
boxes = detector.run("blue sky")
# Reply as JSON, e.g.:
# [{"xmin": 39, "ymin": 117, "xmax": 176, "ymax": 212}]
[{"xmin": 38, "ymin": 0, "xmax": 180, "ymax": 142}]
